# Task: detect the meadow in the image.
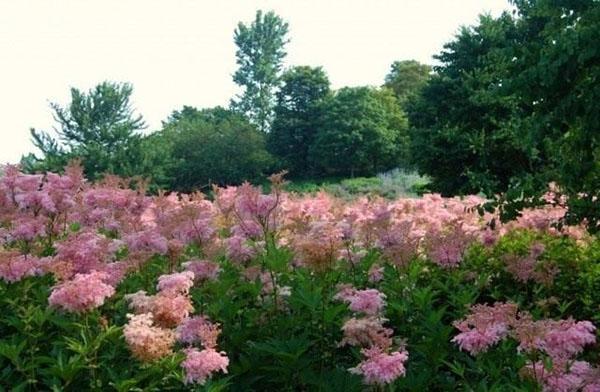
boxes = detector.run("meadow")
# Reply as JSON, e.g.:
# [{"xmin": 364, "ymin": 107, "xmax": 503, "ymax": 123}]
[{"xmin": 1, "ymin": 164, "xmax": 599, "ymax": 391}]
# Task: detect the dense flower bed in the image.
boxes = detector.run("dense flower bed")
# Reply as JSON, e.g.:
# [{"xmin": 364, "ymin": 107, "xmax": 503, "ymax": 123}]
[{"xmin": 0, "ymin": 164, "xmax": 598, "ymax": 390}]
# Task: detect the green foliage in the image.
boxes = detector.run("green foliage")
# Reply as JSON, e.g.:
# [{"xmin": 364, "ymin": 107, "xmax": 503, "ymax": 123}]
[
  {"xmin": 407, "ymin": 13, "xmax": 530, "ymax": 196},
  {"xmin": 283, "ymin": 170, "xmax": 429, "ymax": 199},
  {"xmin": 507, "ymin": 0, "xmax": 600, "ymax": 231},
  {"xmin": 268, "ymin": 66, "xmax": 331, "ymax": 177},
  {"xmin": 26, "ymin": 82, "xmax": 146, "ymax": 181},
  {"xmin": 145, "ymin": 106, "xmax": 274, "ymax": 192},
  {"xmin": 0, "ymin": 276, "xmax": 183, "ymax": 391},
  {"xmin": 384, "ymin": 60, "xmax": 432, "ymax": 107},
  {"xmin": 408, "ymin": 1, "xmax": 600, "ymax": 230},
  {"xmin": 231, "ymin": 10, "xmax": 289, "ymax": 132},
  {"xmin": 311, "ymin": 87, "xmax": 410, "ymax": 178}
]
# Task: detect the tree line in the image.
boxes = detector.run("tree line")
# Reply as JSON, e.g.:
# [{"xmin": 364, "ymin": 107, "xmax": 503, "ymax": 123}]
[{"xmin": 23, "ymin": 0, "xmax": 599, "ymax": 230}]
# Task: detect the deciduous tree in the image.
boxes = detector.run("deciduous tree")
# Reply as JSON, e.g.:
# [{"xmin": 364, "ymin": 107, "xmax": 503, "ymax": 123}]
[
  {"xmin": 268, "ymin": 66, "xmax": 330, "ymax": 177},
  {"xmin": 231, "ymin": 10, "xmax": 289, "ymax": 132}
]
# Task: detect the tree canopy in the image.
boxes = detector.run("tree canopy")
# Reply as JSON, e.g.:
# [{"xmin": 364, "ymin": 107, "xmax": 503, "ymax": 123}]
[
  {"xmin": 408, "ymin": 0, "xmax": 600, "ymax": 230},
  {"xmin": 231, "ymin": 10, "xmax": 289, "ymax": 132},
  {"xmin": 26, "ymin": 81, "xmax": 146, "ymax": 180},
  {"xmin": 19, "ymin": 3, "xmax": 599, "ymax": 232},
  {"xmin": 311, "ymin": 87, "xmax": 409, "ymax": 178},
  {"xmin": 268, "ymin": 66, "xmax": 331, "ymax": 177},
  {"xmin": 147, "ymin": 106, "xmax": 274, "ymax": 192},
  {"xmin": 384, "ymin": 60, "xmax": 432, "ymax": 107}
]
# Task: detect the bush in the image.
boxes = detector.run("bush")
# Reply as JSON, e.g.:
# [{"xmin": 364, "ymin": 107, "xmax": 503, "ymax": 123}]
[
  {"xmin": 285, "ymin": 169, "xmax": 429, "ymax": 200},
  {"xmin": 145, "ymin": 106, "xmax": 275, "ymax": 192}
]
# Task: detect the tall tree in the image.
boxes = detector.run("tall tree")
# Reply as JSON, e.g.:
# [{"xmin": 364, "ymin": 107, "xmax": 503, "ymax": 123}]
[
  {"xmin": 26, "ymin": 81, "xmax": 146, "ymax": 180},
  {"xmin": 231, "ymin": 10, "xmax": 289, "ymax": 132},
  {"xmin": 409, "ymin": 0, "xmax": 600, "ymax": 231},
  {"xmin": 407, "ymin": 13, "xmax": 529, "ymax": 196},
  {"xmin": 268, "ymin": 66, "xmax": 330, "ymax": 177},
  {"xmin": 311, "ymin": 87, "xmax": 409, "ymax": 178},
  {"xmin": 507, "ymin": 0, "xmax": 600, "ymax": 230},
  {"xmin": 384, "ymin": 60, "xmax": 432, "ymax": 107}
]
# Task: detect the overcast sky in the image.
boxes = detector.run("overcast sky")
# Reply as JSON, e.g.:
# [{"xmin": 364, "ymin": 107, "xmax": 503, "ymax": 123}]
[{"xmin": 0, "ymin": 0, "xmax": 510, "ymax": 164}]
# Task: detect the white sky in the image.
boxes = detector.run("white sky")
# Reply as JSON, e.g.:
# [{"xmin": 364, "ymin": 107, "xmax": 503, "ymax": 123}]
[{"xmin": 0, "ymin": 0, "xmax": 510, "ymax": 164}]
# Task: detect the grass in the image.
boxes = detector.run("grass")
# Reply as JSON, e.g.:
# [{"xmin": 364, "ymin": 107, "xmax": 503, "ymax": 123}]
[{"xmin": 282, "ymin": 169, "xmax": 430, "ymax": 199}]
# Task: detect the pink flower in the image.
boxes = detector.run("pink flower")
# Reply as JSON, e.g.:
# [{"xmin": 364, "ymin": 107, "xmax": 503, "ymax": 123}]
[
  {"xmin": 235, "ymin": 184, "xmax": 278, "ymax": 222},
  {"xmin": 522, "ymin": 360, "xmax": 594, "ymax": 392},
  {"xmin": 350, "ymin": 346, "xmax": 408, "ymax": 385},
  {"xmin": 48, "ymin": 271, "xmax": 115, "ymax": 312},
  {"xmin": 232, "ymin": 221, "xmax": 263, "ymax": 239},
  {"xmin": 542, "ymin": 320, "xmax": 596, "ymax": 359},
  {"xmin": 292, "ymin": 220, "xmax": 344, "ymax": 271},
  {"xmin": 125, "ymin": 290, "xmax": 154, "ymax": 314},
  {"xmin": 340, "ymin": 317, "xmax": 393, "ymax": 350},
  {"xmin": 376, "ymin": 220, "xmax": 420, "ymax": 267},
  {"xmin": 0, "ymin": 253, "xmax": 44, "ymax": 283},
  {"xmin": 9, "ymin": 217, "xmax": 46, "ymax": 241},
  {"xmin": 452, "ymin": 324, "xmax": 509, "ymax": 355},
  {"xmin": 52, "ymin": 231, "xmax": 116, "ymax": 277},
  {"xmin": 225, "ymin": 235, "xmax": 256, "ymax": 264},
  {"xmin": 452, "ymin": 302, "xmax": 518, "ymax": 355},
  {"xmin": 346, "ymin": 289, "xmax": 387, "ymax": 316},
  {"xmin": 504, "ymin": 243, "xmax": 557, "ymax": 285},
  {"xmin": 150, "ymin": 293, "xmax": 194, "ymax": 328},
  {"xmin": 515, "ymin": 318, "xmax": 597, "ymax": 360},
  {"xmin": 123, "ymin": 313, "xmax": 176, "ymax": 362},
  {"xmin": 424, "ymin": 224, "xmax": 471, "ymax": 268},
  {"xmin": 333, "ymin": 284, "xmax": 357, "ymax": 302},
  {"xmin": 368, "ymin": 264, "xmax": 384, "ymax": 283},
  {"xmin": 181, "ymin": 347, "xmax": 229, "ymax": 385},
  {"xmin": 157, "ymin": 271, "xmax": 195, "ymax": 295},
  {"xmin": 481, "ymin": 229, "xmax": 497, "ymax": 247},
  {"xmin": 183, "ymin": 260, "xmax": 221, "ymax": 282},
  {"xmin": 176, "ymin": 316, "xmax": 222, "ymax": 348},
  {"xmin": 124, "ymin": 230, "xmax": 168, "ymax": 255},
  {"xmin": 100, "ymin": 261, "xmax": 129, "ymax": 286}
]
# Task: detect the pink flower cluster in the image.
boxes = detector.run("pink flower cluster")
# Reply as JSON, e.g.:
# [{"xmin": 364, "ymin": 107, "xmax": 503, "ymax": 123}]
[
  {"xmin": 124, "ymin": 274, "xmax": 195, "ymax": 356},
  {"xmin": 183, "ymin": 259, "xmax": 221, "ymax": 282},
  {"xmin": 156, "ymin": 271, "xmax": 195, "ymax": 295},
  {"xmin": 1, "ymin": 165, "xmax": 594, "ymax": 388},
  {"xmin": 336, "ymin": 284, "xmax": 408, "ymax": 385},
  {"xmin": 503, "ymin": 242, "xmax": 558, "ymax": 285},
  {"xmin": 123, "ymin": 267, "xmax": 229, "ymax": 384},
  {"xmin": 452, "ymin": 302, "xmax": 518, "ymax": 355},
  {"xmin": 176, "ymin": 315, "xmax": 222, "ymax": 348},
  {"xmin": 340, "ymin": 317, "xmax": 393, "ymax": 349},
  {"xmin": 0, "ymin": 251, "xmax": 45, "ymax": 283},
  {"xmin": 48, "ymin": 271, "xmax": 115, "ymax": 313},
  {"xmin": 453, "ymin": 302, "xmax": 600, "ymax": 391},
  {"xmin": 350, "ymin": 347, "xmax": 409, "ymax": 385},
  {"xmin": 178, "ymin": 313, "xmax": 229, "ymax": 385},
  {"xmin": 522, "ymin": 360, "xmax": 600, "ymax": 392},
  {"xmin": 122, "ymin": 313, "xmax": 176, "ymax": 362},
  {"xmin": 123, "ymin": 229, "xmax": 168, "ymax": 255},
  {"xmin": 225, "ymin": 235, "xmax": 256, "ymax": 264},
  {"xmin": 51, "ymin": 231, "xmax": 119, "ymax": 278},
  {"xmin": 181, "ymin": 347, "xmax": 229, "ymax": 385},
  {"xmin": 335, "ymin": 286, "xmax": 386, "ymax": 316},
  {"xmin": 126, "ymin": 288, "xmax": 194, "ymax": 329},
  {"xmin": 0, "ymin": 163, "xmax": 83, "ymax": 242}
]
